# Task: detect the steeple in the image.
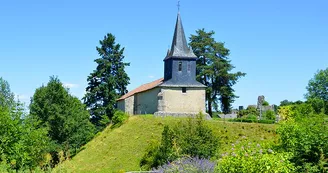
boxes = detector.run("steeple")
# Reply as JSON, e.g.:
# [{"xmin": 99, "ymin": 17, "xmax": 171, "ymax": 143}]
[{"xmin": 165, "ymin": 13, "xmax": 197, "ymax": 60}]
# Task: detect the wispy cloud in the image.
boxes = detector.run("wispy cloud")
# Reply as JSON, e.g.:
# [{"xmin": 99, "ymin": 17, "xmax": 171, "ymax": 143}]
[
  {"xmin": 63, "ymin": 83, "xmax": 79, "ymax": 88},
  {"xmin": 148, "ymin": 75, "xmax": 155, "ymax": 79}
]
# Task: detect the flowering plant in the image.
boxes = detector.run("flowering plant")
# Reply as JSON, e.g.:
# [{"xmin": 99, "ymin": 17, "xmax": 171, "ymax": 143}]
[
  {"xmin": 152, "ymin": 157, "xmax": 216, "ymax": 173},
  {"xmin": 217, "ymin": 138, "xmax": 295, "ymax": 173}
]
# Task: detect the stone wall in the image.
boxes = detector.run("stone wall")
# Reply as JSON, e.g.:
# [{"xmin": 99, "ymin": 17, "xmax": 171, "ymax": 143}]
[
  {"xmin": 158, "ymin": 87, "xmax": 206, "ymax": 113},
  {"xmin": 133, "ymin": 87, "xmax": 160, "ymax": 114},
  {"xmin": 117, "ymin": 95, "xmax": 134, "ymax": 115}
]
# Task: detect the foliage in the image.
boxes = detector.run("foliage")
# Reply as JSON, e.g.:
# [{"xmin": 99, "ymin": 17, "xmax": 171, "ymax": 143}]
[
  {"xmin": 111, "ymin": 110, "xmax": 129, "ymax": 127},
  {"xmin": 217, "ymin": 139, "xmax": 295, "ymax": 173},
  {"xmin": 152, "ymin": 157, "xmax": 216, "ymax": 173},
  {"xmin": 83, "ymin": 33, "xmax": 130, "ymax": 130},
  {"xmin": 189, "ymin": 29, "xmax": 246, "ymax": 115},
  {"xmin": 0, "ymin": 77, "xmax": 15, "ymax": 108},
  {"xmin": 0, "ymin": 78, "xmax": 51, "ymax": 171},
  {"xmin": 277, "ymin": 116, "xmax": 328, "ymax": 172},
  {"xmin": 246, "ymin": 114, "xmax": 257, "ymax": 120},
  {"xmin": 263, "ymin": 110, "xmax": 276, "ymax": 120},
  {"xmin": 237, "ymin": 106, "xmax": 259, "ymax": 118},
  {"xmin": 140, "ymin": 114, "xmax": 219, "ymax": 170},
  {"xmin": 306, "ymin": 67, "xmax": 328, "ymax": 102},
  {"xmin": 228, "ymin": 118, "xmax": 275, "ymax": 124},
  {"xmin": 262, "ymin": 100, "xmax": 269, "ymax": 106},
  {"xmin": 30, "ymin": 76, "xmax": 95, "ymax": 160},
  {"xmin": 278, "ymin": 105, "xmax": 294, "ymax": 121}
]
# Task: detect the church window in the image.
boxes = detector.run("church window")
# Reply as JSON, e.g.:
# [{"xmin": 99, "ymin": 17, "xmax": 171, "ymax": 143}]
[
  {"xmin": 182, "ymin": 87, "xmax": 187, "ymax": 93},
  {"xmin": 178, "ymin": 61, "xmax": 182, "ymax": 71}
]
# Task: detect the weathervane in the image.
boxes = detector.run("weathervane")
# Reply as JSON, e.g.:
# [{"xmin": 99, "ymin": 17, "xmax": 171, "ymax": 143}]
[{"xmin": 177, "ymin": 0, "xmax": 180, "ymax": 12}]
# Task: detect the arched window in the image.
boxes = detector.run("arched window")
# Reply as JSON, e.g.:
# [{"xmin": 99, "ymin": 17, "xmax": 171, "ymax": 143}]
[{"xmin": 178, "ymin": 61, "xmax": 182, "ymax": 71}]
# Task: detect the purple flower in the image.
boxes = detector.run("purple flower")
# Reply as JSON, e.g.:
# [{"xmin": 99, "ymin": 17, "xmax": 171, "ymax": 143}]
[{"xmin": 152, "ymin": 157, "xmax": 216, "ymax": 173}]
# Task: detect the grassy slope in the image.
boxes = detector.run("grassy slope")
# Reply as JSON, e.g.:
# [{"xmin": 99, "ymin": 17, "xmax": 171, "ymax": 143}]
[{"xmin": 56, "ymin": 116, "xmax": 277, "ymax": 173}]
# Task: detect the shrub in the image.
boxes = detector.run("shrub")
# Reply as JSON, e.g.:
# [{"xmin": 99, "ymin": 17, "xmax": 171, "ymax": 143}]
[
  {"xmin": 140, "ymin": 114, "xmax": 219, "ymax": 170},
  {"xmin": 217, "ymin": 139, "xmax": 295, "ymax": 173},
  {"xmin": 277, "ymin": 116, "xmax": 328, "ymax": 172},
  {"xmin": 112, "ymin": 110, "xmax": 129, "ymax": 127},
  {"xmin": 246, "ymin": 114, "xmax": 257, "ymax": 120},
  {"xmin": 152, "ymin": 157, "xmax": 216, "ymax": 173},
  {"xmin": 263, "ymin": 110, "xmax": 276, "ymax": 120}
]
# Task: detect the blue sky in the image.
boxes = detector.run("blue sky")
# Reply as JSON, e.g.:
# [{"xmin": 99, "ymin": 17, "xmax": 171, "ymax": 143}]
[{"xmin": 0, "ymin": 0, "xmax": 327, "ymax": 108}]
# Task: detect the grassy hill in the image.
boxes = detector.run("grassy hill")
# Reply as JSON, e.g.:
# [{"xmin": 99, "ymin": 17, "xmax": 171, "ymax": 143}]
[{"xmin": 55, "ymin": 115, "xmax": 277, "ymax": 173}]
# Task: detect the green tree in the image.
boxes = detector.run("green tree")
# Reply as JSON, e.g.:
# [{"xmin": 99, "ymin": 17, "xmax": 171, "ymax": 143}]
[
  {"xmin": 0, "ymin": 77, "xmax": 50, "ymax": 171},
  {"xmin": 262, "ymin": 101, "xmax": 269, "ymax": 106},
  {"xmin": 30, "ymin": 76, "xmax": 95, "ymax": 159},
  {"xmin": 84, "ymin": 33, "xmax": 130, "ymax": 130},
  {"xmin": 306, "ymin": 68, "xmax": 328, "ymax": 101},
  {"xmin": 306, "ymin": 68, "xmax": 328, "ymax": 115},
  {"xmin": 0, "ymin": 77, "xmax": 15, "ymax": 108},
  {"xmin": 189, "ymin": 29, "xmax": 246, "ymax": 115}
]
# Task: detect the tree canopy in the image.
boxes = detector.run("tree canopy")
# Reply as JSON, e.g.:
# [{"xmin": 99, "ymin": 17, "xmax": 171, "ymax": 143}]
[
  {"xmin": 189, "ymin": 29, "xmax": 246, "ymax": 115},
  {"xmin": 84, "ymin": 33, "xmax": 130, "ymax": 130},
  {"xmin": 306, "ymin": 67, "xmax": 328, "ymax": 101},
  {"xmin": 30, "ymin": 76, "xmax": 95, "ymax": 158}
]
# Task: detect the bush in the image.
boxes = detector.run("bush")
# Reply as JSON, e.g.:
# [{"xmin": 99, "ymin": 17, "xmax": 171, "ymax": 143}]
[
  {"xmin": 152, "ymin": 157, "xmax": 216, "ymax": 173},
  {"xmin": 246, "ymin": 114, "xmax": 257, "ymax": 120},
  {"xmin": 263, "ymin": 110, "xmax": 276, "ymax": 120},
  {"xmin": 140, "ymin": 114, "xmax": 219, "ymax": 170},
  {"xmin": 217, "ymin": 139, "xmax": 295, "ymax": 173},
  {"xmin": 277, "ymin": 116, "xmax": 328, "ymax": 172},
  {"xmin": 112, "ymin": 110, "xmax": 129, "ymax": 127}
]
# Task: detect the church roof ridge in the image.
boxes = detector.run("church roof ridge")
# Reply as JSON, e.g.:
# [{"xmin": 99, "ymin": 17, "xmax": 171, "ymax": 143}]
[{"xmin": 165, "ymin": 13, "xmax": 197, "ymax": 60}]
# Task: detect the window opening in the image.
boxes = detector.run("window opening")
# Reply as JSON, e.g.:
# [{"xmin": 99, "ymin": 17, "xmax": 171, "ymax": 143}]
[{"xmin": 178, "ymin": 61, "xmax": 182, "ymax": 71}]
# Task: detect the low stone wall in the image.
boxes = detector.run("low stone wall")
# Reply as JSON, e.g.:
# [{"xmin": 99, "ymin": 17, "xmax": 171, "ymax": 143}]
[{"xmin": 154, "ymin": 111, "xmax": 211, "ymax": 120}]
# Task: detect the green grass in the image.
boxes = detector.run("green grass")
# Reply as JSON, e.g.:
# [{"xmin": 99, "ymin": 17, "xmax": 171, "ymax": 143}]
[{"xmin": 55, "ymin": 115, "xmax": 277, "ymax": 173}]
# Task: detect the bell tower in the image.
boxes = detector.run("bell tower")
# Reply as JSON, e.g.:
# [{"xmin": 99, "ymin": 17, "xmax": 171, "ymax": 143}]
[{"xmin": 162, "ymin": 13, "xmax": 204, "ymax": 87}]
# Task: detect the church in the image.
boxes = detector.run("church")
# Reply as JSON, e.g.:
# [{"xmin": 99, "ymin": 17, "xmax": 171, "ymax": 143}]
[{"xmin": 117, "ymin": 12, "xmax": 207, "ymax": 117}]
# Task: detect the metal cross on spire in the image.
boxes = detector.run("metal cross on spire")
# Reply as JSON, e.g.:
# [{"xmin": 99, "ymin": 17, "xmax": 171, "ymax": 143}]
[{"xmin": 177, "ymin": 0, "xmax": 180, "ymax": 12}]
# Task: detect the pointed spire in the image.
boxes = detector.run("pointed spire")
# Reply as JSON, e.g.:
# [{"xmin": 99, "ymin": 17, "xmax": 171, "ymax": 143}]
[{"xmin": 165, "ymin": 13, "xmax": 197, "ymax": 60}]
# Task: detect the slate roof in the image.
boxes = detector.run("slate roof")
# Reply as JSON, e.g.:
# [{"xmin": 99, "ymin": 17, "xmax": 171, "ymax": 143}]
[
  {"xmin": 164, "ymin": 13, "xmax": 197, "ymax": 60},
  {"xmin": 117, "ymin": 78, "xmax": 164, "ymax": 101}
]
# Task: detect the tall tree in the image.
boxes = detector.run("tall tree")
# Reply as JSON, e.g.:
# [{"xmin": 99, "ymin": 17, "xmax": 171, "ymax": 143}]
[
  {"xmin": 30, "ymin": 76, "xmax": 95, "ymax": 158},
  {"xmin": 189, "ymin": 29, "xmax": 246, "ymax": 115},
  {"xmin": 83, "ymin": 33, "xmax": 130, "ymax": 130}
]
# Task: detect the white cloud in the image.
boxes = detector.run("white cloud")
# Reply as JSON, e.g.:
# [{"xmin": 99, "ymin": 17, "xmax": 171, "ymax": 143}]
[
  {"xmin": 63, "ymin": 83, "xmax": 79, "ymax": 88},
  {"xmin": 148, "ymin": 75, "xmax": 155, "ymax": 79}
]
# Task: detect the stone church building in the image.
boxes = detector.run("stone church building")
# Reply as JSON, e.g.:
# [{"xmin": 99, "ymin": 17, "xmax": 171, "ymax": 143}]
[{"xmin": 117, "ymin": 13, "xmax": 206, "ymax": 116}]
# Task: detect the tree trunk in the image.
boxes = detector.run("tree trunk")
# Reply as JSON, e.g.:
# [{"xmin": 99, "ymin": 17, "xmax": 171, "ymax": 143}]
[{"xmin": 207, "ymin": 97, "xmax": 212, "ymax": 117}]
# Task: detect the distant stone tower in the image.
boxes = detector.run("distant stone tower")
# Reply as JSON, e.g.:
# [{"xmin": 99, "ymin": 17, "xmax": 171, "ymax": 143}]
[{"xmin": 154, "ymin": 12, "xmax": 207, "ymax": 117}]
